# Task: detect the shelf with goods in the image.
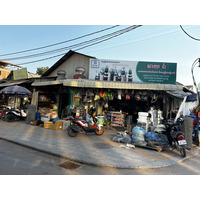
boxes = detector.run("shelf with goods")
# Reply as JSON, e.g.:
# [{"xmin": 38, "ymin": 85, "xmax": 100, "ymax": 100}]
[
  {"xmin": 37, "ymin": 91, "xmax": 57, "ymax": 119},
  {"xmin": 110, "ymin": 111, "xmax": 126, "ymax": 127}
]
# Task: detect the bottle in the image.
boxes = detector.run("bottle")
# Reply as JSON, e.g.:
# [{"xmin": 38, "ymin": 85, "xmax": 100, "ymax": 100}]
[
  {"xmin": 113, "ymin": 68, "xmax": 117, "ymax": 82},
  {"xmin": 104, "ymin": 66, "xmax": 109, "ymax": 81},
  {"xmin": 121, "ymin": 67, "xmax": 125, "ymax": 82},
  {"xmin": 128, "ymin": 69, "xmax": 132, "ymax": 82},
  {"xmin": 107, "ymin": 69, "xmax": 111, "ymax": 81},
  {"xmin": 100, "ymin": 69, "xmax": 104, "ymax": 81},
  {"xmin": 110, "ymin": 69, "xmax": 114, "ymax": 81},
  {"xmin": 95, "ymin": 70, "xmax": 100, "ymax": 80},
  {"xmin": 117, "ymin": 70, "xmax": 121, "ymax": 82}
]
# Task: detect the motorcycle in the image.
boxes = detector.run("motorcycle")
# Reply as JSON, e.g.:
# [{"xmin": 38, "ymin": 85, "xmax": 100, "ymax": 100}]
[
  {"xmin": 0, "ymin": 108, "xmax": 9, "ymax": 119},
  {"xmin": 1, "ymin": 106, "xmax": 27, "ymax": 122},
  {"xmin": 66, "ymin": 107, "xmax": 104, "ymax": 137},
  {"xmin": 154, "ymin": 117, "xmax": 187, "ymax": 157}
]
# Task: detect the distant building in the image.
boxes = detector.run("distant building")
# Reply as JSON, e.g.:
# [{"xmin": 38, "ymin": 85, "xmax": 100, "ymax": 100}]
[
  {"xmin": 0, "ymin": 60, "xmax": 19, "ymax": 80},
  {"xmin": 0, "ymin": 66, "xmax": 10, "ymax": 80}
]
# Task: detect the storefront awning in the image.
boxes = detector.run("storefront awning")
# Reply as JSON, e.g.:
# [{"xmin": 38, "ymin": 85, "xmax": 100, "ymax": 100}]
[
  {"xmin": 166, "ymin": 90, "xmax": 189, "ymax": 99},
  {"xmin": 31, "ymin": 80, "xmax": 64, "ymax": 86},
  {"xmin": 0, "ymin": 80, "xmax": 28, "ymax": 88},
  {"xmin": 63, "ymin": 79, "xmax": 183, "ymax": 91}
]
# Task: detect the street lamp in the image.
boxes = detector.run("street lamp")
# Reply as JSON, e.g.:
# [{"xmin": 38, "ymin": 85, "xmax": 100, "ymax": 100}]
[
  {"xmin": 191, "ymin": 58, "xmax": 200, "ymax": 145},
  {"xmin": 191, "ymin": 58, "xmax": 200, "ymax": 108}
]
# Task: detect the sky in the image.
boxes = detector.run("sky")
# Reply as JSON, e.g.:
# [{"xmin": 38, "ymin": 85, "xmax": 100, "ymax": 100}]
[
  {"xmin": 1, "ymin": 0, "xmax": 200, "ymax": 198},
  {"xmin": 1, "ymin": 24, "xmax": 200, "ymax": 86}
]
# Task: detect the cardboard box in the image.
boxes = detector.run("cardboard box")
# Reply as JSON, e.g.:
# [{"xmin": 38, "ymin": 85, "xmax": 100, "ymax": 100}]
[
  {"xmin": 44, "ymin": 121, "xmax": 53, "ymax": 129},
  {"xmin": 55, "ymin": 120, "xmax": 63, "ymax": 130},
  {"xmin": 49, "ymin": 124, "xmax": 55, "ymax": 130}
]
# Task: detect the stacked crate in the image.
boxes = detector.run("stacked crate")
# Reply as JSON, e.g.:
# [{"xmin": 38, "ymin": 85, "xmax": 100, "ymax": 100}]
[{"xmin": 111, "ymin": 112, "xmax": 126, "ymax": 127}]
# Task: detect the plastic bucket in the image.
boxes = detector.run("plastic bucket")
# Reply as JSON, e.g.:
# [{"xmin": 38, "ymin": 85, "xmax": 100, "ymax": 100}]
[
  {"xmin": 35, "ymin": 112, "xmax": 41, "ymax": 120},
  {"xmin": 98, "ymin": 116, "xmax": 104, "ymax": 125}
]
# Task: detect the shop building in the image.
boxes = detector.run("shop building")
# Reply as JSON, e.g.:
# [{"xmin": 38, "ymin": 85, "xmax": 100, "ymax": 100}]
[{"xmin": 31, "ymin": 50, "xmax": 194, "ymax": 128}]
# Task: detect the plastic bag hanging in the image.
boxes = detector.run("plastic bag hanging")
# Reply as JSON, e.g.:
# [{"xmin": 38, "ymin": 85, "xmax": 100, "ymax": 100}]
[{"xmin": 118, "ymin": 90, "xmax": 122, "ymax": 100}]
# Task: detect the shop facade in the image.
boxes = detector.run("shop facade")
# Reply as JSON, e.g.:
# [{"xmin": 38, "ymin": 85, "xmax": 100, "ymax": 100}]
[{"xmin": 30, "ymin": 50, "xmax": 189, "ymax": 129}]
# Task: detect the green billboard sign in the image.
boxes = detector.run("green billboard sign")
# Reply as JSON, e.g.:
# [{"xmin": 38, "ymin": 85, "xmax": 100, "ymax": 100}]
[{"xmin": 136, "ymin": 62, "xmax": 177, "ymax": 84}]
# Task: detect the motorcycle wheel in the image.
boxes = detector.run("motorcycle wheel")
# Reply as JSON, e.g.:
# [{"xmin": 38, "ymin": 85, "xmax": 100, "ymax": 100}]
[
  {"xmin": 67, "ymin": 126, "xmax": 78, "ymax": 137},
  {"xmin": 180, "ymin": 145, "xmax": 186, "ymax": 157},
  {"xmin": 95, "ymin": 127, "xmax": 104, "ymax": 136},
  {"xmin": 1, "ymin": 113, "xmax": 7, "ymax": 121},
  {"xmin": 6, "ymin": 113, "xmax": 16, "ymax": 122}
]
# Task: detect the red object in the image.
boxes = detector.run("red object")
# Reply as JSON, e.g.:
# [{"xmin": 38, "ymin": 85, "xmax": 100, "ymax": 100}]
[
  {"xmin": 178, "ymin": 135, "xmax": 184, "ymax": 140},
  {"xmin": 73, "ymin": 74, "xmax": 86, "ymax": 79},
  {"xmin": 0, "ymin": 110, "xmax": 7, "ymax": 118},
  {"xmin": 193, "ymin": 118, "xmax": 197, "ymax": 128}
]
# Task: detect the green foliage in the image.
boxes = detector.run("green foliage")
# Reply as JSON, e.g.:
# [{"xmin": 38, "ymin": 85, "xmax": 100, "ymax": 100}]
[{"xmin": 36, "ymin": 67, "xmax": 49, "ymax": 75}]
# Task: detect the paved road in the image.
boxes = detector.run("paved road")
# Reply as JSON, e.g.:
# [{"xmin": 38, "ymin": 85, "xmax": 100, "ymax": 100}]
[
  {"xmin": 1, "ymin": 139, "xmax": 200, "ymax": 175},
  {"xmin": 1, "ymin": 120, "xmax": 198, "ymax": 170}
]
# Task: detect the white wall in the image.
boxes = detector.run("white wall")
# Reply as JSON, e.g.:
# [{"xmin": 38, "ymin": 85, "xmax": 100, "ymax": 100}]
[{"xmin": 48, "ymin": 53, "xmax": 90, "ymax": 79}]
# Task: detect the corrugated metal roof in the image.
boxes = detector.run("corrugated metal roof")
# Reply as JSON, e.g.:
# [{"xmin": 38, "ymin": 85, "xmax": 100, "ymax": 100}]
[
  {"xmin": 0, "ymin": 60, "xmax": 23, "ymax": 68},
  {"xmin": 0, "ymin": 80, "xmax": 29, "ymax": 88},
  {"xmin": 31, "ymin": 80, "xmax": 64, "ymax": 86},
  {"xmin": 63, "ymin": 79, "xmax": 183, "ymax": 91}
]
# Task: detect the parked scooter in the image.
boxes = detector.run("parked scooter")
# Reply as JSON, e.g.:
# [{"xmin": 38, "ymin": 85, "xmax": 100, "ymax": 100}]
[
  {"xmin": 66, "ymin": 107, "xmax": 104, "ymax": 137},
  {"xmin": 0, "ymin": 108, "xmax": 9, "ymax": 119},
  {"xmin": 1, "ymin": 106, "xmax": 27, "ymax": 122},
  {"xmin": 154, "ymin": 117, "xmax": 187, "ymax": 157}
]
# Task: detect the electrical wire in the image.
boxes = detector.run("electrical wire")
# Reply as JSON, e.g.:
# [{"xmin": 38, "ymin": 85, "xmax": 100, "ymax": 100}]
[
  {"xmin": 0, "ymin": 25, "xmax": 120, "ymax": 57},
  {"xmin": 16, "ymin": 25, "xmax": 142, "ymax": 65},
  {"xmin": 3, "ymin": 25, "xmax": 140, "ymax": 61},
  {"xmin": 180, "ymin": 25, "xmax": 200, "ymax": 41}
]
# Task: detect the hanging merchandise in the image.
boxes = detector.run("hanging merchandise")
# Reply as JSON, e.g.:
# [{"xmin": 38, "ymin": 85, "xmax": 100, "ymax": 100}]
[
  {"xmin": 94, "ymin": 94, "xmax": 100, "ymax": 101},
  {"xmin": 107, "ymin": 92, "xmax": 111, "ymax": 100},
  {"xmin": 126, "ymin": 94, "xmax": 130, "ymax": 100},
  {"xmin": 130, "ymin": 90, "xmax": 134, "ymax": 98},
  {"xmin": 69, "ymin": 88, "xmax": 75, "ymax": 109},
  {"xmin": 74, "ymin": 91, "xmax": 82, "ymax": 99},
  {"xmin": 98, "ymin": 106, "xmax": 103, "ymax": 115},
  {"xmin": 141, "ymin": 95, "xmax": 148, "ymax": 101},
  {"xmin": 151, "ymin": 94, "xmax": 158, "ymax": 103},
  {"xmin": 99, "ymin": 90, "xmax": 104, "ymax": 98},
  {"xmin": 104, "ymin": 102, "xmax": 108, "ymax": 108},
  {"xmin": 125, "ymin": 90, "xmax": 130, "ymax": 100},
  {"xmin": 121, "ymin": 90, "xmax": 125, "ymax": 98},
  {"xmin": 110, "ymin": 92, "xmax": 114, "ymax": 100},
  {"xmin": 134, "ymin": 93, "xmax": 141, "ymax": 101},
  {"xmin": 118, "ymin": 90, "xmax": 122, "ymax": 100},
  {"xmin": 82, "ymin": 90, "xmax": 86, "ymax": 96},
  {"xmin": 103, "ymin": 91, "xmax": 108, "ymax": 100}
]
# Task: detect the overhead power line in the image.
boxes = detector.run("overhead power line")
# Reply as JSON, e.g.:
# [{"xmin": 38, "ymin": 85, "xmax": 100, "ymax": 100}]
[
  {"xmin": 0, "ymin": 25, "xmax": 120, "ymax": 57},
  {"xmin": 16, "ymin": 25, "xmax": 142, "ymax": 65},
  {"xmin": 5, "ymin": 25, "xmax": 142, "ymax": 62},
  {"xmin": 180, "ymin": 25, "xmax": 200, "ymax": 41}
]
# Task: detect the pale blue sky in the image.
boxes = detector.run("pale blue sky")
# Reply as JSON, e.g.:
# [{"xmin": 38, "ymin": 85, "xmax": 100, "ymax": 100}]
[{"xmin": 1, "ymin": 25, "xmax": 200, "ymax": 86}]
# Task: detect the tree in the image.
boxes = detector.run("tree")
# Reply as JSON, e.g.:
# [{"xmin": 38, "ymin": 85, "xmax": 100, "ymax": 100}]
[{"xmin": 36, "ymin": 67, "xmax": 49, "ymax": 75}]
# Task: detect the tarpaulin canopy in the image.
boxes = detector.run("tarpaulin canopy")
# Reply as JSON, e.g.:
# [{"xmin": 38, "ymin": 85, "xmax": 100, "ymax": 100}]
[{"xmin": 166, "ymin": 90, "xmax": 197, "ymax": 102}]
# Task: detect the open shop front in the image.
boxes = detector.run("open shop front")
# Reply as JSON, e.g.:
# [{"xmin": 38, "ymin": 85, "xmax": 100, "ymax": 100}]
[{"xmin": 63, "ymin": 79, "xmax": 183, "ymax": 131}]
